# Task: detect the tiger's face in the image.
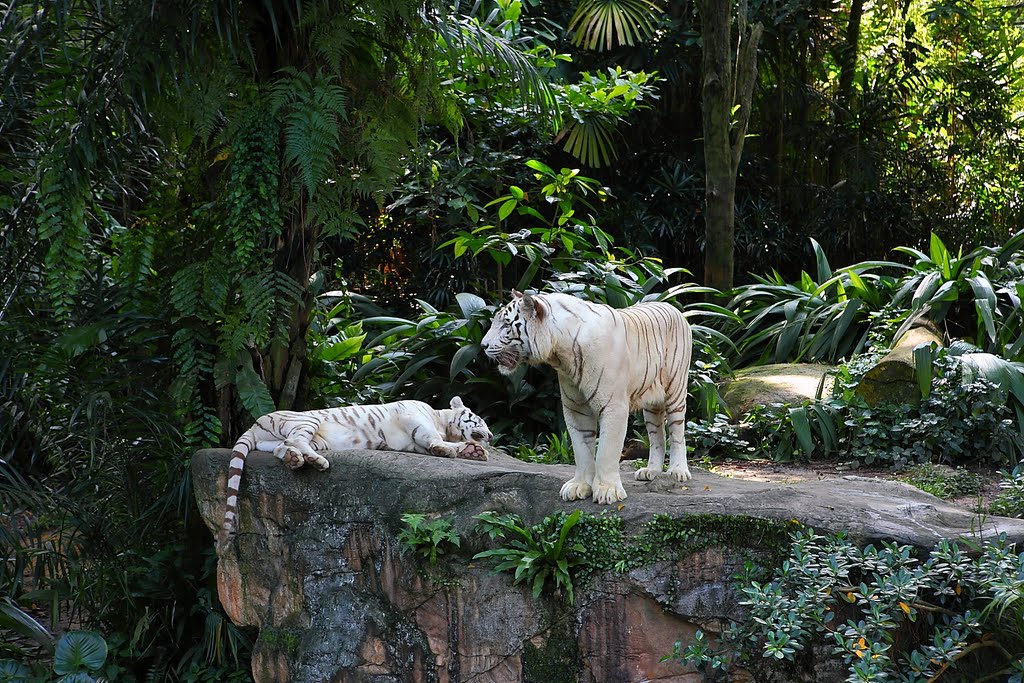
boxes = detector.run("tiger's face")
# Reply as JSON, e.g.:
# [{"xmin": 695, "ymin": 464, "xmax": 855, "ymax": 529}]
[
  {"xmin": 446, "ymin": 396, "xmax": 493, "ymax": 443},
  {"xmin": 481, "ymin": 293, "xmax": 532, "ymax": 376}
]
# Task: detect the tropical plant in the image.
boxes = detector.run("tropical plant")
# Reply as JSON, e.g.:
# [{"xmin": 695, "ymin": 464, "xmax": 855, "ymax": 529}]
[
  {"xmin": 724, "ymin": 238, "xmax": 900, "ymax": 366},
  {"xmin": 512, "ymin": 431, "xmax": 575, "ymax": 465},
  {"xmin": 738, "ymin": 400, "xmax": 843, "ymax": 462},
  {"xmin": 473, "ymin": 510, "xmax": 586, "ymax": 604},
  {"xmin": 891, "ymin": 230, "xmax": 1024, "ymax": 359},
  {"xmin": 566, "ymin": 0, "xmax": 662, "ymax": 52},
  {"xmin": 397, "ymin": 513, "xmax": 461, "ymax": 566},
  {"xmin": 0, "ymin": 630, "xmax": 107, "ymax": 683},
  {"xmin": 553, "ymin": 67, "xmax": 661, "ymax": 167}
]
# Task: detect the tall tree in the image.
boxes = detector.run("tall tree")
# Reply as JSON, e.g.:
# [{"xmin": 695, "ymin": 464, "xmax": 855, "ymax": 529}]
[{"xmin": 699, "ymin": 0, "xmax": 762, "ymax": 291}]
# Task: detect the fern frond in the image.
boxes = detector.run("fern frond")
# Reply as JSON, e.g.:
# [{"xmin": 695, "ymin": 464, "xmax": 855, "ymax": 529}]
[
  {"xmin": 272, "ymin": 70, "xmax": 348, "ymax": 196},
  {"xmin": 36, "ymin": 167, "xmax": 88, "ymax": 319}
]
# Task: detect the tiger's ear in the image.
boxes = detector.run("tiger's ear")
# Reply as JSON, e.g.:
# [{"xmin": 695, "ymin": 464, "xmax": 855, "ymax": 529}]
[
  {"xmin": 521, "ymin": 292, "xmax": 546, "ymax": 322},
  {"xmin": 511, "ymin": 289, "xmax": 524, "ymax": 300},
  {"xmin": 450, "ymin": 396, "xmax": 465, "ymax": 410}
]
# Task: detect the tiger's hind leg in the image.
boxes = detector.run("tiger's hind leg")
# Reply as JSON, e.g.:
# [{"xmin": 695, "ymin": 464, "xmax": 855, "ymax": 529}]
[
  {"xmin": 272, "ymin": 440, "xmax": 330, "ymax": 471},
  {"xmin": 267, "ymin": 421, "xmax": 331, "ymax": 471},
  {"xmin": 635, "ymin": 407, "xmax": 667, "ymax": 481},
  {"xmin": 272, "ymin": 442, "xmax": 305, "ymax": 470},
  {"xmin": 293, "ymin": 438, "xmax": 330, "ymax": 471}
]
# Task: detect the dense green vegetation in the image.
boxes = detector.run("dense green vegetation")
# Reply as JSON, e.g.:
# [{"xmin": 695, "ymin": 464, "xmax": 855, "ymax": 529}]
[
  {"xmin": 2, "ymin": 0, "xmax": 1023, "ymax": 679},
  {"xmin": 671, "ymin": 530, "xmax": 1024, "ymax": 681}
]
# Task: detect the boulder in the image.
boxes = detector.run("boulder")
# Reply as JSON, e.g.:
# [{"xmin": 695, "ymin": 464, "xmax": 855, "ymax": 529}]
[
  {"xmin": 191, "ymin": 448, "xmax": 1024, "ymax": 683},
  {"xmin": 719, "ymin": 363, "xmax": 834, "ymax": 419}
]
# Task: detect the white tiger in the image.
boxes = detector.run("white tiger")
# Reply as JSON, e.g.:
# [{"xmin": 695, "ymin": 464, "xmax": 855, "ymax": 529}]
[
  {"xmin": 481, "ymin": 291, "xmax": 692, "ymax": 505},
  {"xmin": 217, "ymin": 397, "xmax": 492, "ymax": 547}
]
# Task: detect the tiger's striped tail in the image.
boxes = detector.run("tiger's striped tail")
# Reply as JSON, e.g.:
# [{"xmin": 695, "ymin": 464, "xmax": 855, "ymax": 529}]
[{"xmin": 216, "ymin": 427, "xmax": 257, "ymax": 552}]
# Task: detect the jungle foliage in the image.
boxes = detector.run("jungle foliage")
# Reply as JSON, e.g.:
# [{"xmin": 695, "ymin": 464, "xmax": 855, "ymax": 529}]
[{"xmin": 1, "ymin": 0, "xmax": 1023, "ymax": 678}]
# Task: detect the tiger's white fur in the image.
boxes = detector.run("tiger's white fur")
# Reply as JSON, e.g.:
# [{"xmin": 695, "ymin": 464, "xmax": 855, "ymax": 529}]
[
  {"xmin": 481, "ymin": 291, "xmax": 692, "ymax": 504},
  {"xmin": 217, "ymin": 397, "xmax": 492, "ymax": 548}
]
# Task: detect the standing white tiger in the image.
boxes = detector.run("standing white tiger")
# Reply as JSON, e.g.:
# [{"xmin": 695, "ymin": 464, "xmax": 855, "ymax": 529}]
[
  {"xmin": 217, "ymin": 397, "xmax": 492, "ymax": 548},
  {"xmin": 481, "ymin": 291, "xmax": 692, "ymax": 504}
]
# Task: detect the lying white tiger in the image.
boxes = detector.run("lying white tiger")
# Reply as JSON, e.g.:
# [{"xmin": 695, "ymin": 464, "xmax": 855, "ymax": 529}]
[
  {"xmin": 217, "ymin": 397, "xmax": 492, "ymax": 548},
  {"xmin": 481, "ymin": 291, "xmax": 692, "ymax": 505}
]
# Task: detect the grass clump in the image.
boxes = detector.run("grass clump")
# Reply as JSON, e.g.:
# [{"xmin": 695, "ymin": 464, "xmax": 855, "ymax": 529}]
[{"xmin": 898, "ymin": 463, "xmax": 984, "ymax": 499}]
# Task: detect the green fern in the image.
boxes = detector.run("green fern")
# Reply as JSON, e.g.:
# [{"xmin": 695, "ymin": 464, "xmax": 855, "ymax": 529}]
[
  {"xmin": 271, "ymin": 69, "xmax": 348, "ymax": 197},
  {"xmin": 36, "ymin": 166, "xmax": 89, "ymax": 319}
]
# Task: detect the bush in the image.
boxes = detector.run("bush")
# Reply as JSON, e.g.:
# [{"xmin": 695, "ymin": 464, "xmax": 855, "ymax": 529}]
[{"xmin": 670, "ymin": 530, "xmax": 1024, "ymax": 681}]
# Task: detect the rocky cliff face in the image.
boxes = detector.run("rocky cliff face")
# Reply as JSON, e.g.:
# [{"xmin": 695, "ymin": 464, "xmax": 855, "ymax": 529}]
[{"xmin": 191, "ymin": 448, "xmax": 1024, "ymax": 683}]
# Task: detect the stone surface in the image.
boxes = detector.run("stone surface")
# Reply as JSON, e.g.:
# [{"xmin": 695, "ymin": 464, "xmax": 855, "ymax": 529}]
[
  {"xmin": 719, "ymin": 363, "xmax": 834, "ymax": 419},
  {"xmin": 192, "ymin": 447, "xmax": 1024, "ymax": 683}
]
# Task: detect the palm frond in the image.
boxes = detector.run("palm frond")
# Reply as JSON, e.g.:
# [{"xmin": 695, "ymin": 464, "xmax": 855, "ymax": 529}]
[
  {"xmin": 431, "ymin": 10, "xmax": 560, "ymax": 129},
  {"xmin": 567, "ymin": 0, "xmax": 661, "ymax": 51}
]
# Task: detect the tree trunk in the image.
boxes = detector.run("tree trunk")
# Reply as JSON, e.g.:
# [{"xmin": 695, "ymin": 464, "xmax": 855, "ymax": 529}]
[
  {"xmin": 855, "ymin": 320, "xmax": 944, "ymax": 407},
  {"xmin": 269, "ymin": 204, "xmax": 318, "ymax": 411},
  {"xmin": 828, "ymin": 0, "xmax": 864, "ymax": 186},
  {"xmin": 700, "ymin": 0, "xmax": 762, "ymax": 292}
]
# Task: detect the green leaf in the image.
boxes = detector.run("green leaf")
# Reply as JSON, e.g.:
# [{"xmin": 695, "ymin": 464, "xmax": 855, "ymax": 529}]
[
  {"xmin": 911, "ymin": 272, "xmax": 941, "ymax": 309},
  {"xmin": 788, "ymin": 407, "xmax": 814, "ymax": 456},
  {"xmin": 56, "ymin": 673, "xmax": 96, "ymax": 683},
  {"xmin": 450, "ymin": 343, "xmax": 480, "ymax": 380},
  {"xmin": 913, "ymin": 342, "xmax": 936, "ymax": 400},
  {"xmin": 455, "ymin": 292, "xmax": 487, "ymax": 319},
  {"xmin": 532, "ymin": 569, "xmax": 547, "ymax": 598},
  {"xmin": 235, "ymin": 363, "xmax": 276, "ymax": 419},
  {"xmin": 929, "ymin": 233, "xmax": 951, "ymax": 278},
  {"xmin": 0, "ymin": 597, "xmax": 52, "ymax": 651},
  {"xmin": 498, "ymin": 198, "xmax": 518, "ymax": 221},
  {"xmin": 810, "ymin": 238, "xmax": 832, "ymax": 283},
  {"xmin": 53, "ymin": 631, "xmax": 107, "ymax": 676},
  {"xmin": 525, "ymin": 159, "xmax": 555, "ymax": 176},
  {"xmin": 319, "ymin": 335, "xmax": 365, "ymax": 362},
  {"xmin": 554, "ymin": 510, "xmax": 582, "ymax": 556},
  {"xmin": 0, "ymin": 660, "xmax": 33, "ymax": 682},
  {"xmin": 808, "ymin": 404, "xmax": 838, "ymax": 453}
]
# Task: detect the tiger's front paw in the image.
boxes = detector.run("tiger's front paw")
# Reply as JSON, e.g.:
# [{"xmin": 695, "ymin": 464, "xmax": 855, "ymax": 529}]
[
  {"xmin": 456, "ymin": 442, "xmax": 488, "ymax": 461},
  {"xmin": 592, "ymin": 479, "xmax": 627, "ymax": 505},
  {"xmin": 560, "ymin": 479, "xmax": 593, "ymax": 502},
  {"xmin": 667, "ymin": 465, "xmax": 692, "ymax": 482},
  {"xmin": 634, "ymin": 466, "xmax": 662, "ymax": 481}
]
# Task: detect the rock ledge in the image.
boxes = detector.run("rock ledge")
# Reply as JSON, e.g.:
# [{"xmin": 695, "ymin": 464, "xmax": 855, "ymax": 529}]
[{"xmin": 192, "ymin": 448, "xmax": 1024, "ymax": 683}]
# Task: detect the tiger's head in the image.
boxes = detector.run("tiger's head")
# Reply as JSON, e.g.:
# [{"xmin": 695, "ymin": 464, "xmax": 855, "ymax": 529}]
[
  {"xmin": 445, "ymin": 396, "xmax": 493, "ymax": 443},
  {"xmin": 481, "ymin": 290, "xmax": 547, "ymax": 376}
]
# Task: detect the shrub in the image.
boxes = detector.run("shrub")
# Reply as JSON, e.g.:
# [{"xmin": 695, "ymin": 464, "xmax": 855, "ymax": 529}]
[{"xmin": 669, "ymin": 530, "xmax": 1024, "ymax": 681}]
